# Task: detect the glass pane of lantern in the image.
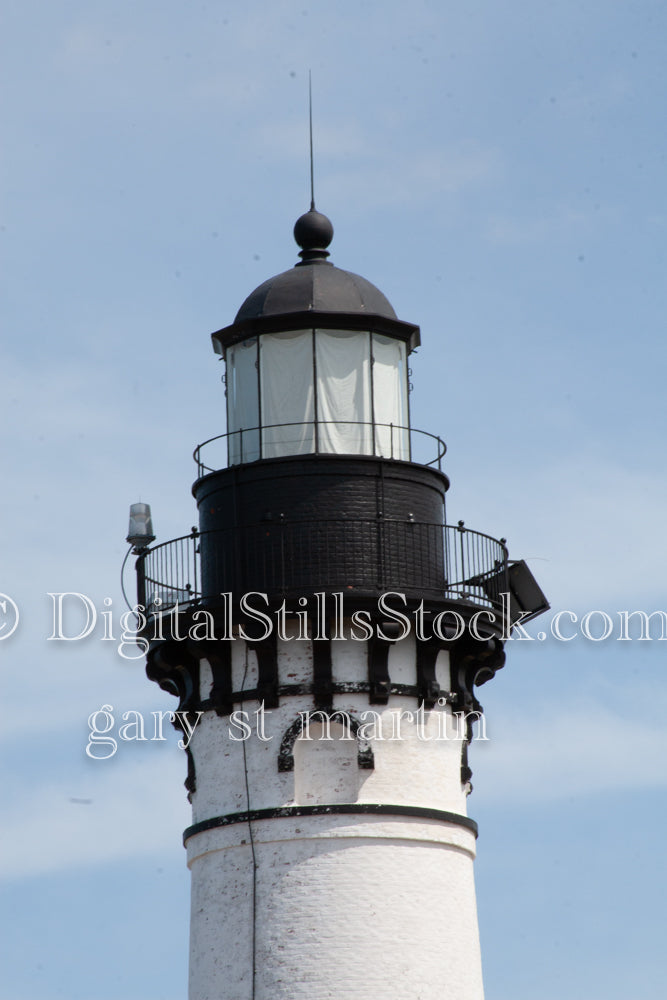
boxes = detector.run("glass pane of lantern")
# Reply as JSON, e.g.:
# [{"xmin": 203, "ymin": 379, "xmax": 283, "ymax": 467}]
[
  {"xmin": 260, "ymin": 330, "xmax": 315, "ymax": 457},
  {"xmin": 226, "ymin": 338, "xmax": 260, "ymax": 464},
  {"xmin": 372, "ymin": 334, "xmax": 409, "ymax": 460},
  {"xmin": 315, "ymin": 330, "xmax": 372, "ymax": 454}
]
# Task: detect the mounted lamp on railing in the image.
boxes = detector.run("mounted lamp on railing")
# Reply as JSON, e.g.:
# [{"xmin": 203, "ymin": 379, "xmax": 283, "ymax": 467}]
[
  {"xmin": 121, "ymin": 503, "xmax": 155, "ymax": 614},
  {"xmin": 126, "ymin": 502, "xmax": 155, "ymax": 552}
]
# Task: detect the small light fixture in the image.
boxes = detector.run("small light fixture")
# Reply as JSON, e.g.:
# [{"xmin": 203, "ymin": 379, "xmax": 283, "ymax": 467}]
[{"xmin": 127, "ymin": 503, "xmax": 155, "ymax": 550}]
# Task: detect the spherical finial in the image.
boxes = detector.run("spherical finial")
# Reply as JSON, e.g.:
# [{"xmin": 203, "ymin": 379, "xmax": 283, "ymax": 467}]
[{"xmin": 293, "ymin": 209, "xmax": 334, "ymax": 263}]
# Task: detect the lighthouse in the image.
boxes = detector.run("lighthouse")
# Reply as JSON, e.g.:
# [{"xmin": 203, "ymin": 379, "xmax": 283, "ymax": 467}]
[{"xmin": 134, "ymin": 205, "xmax": 548, "ymax": 999}]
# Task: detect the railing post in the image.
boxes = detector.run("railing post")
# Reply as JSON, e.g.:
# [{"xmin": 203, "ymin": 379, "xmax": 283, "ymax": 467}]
[
  {"xmin": 191, "ymin": 526, "xmax": 199, "ymax": 600},
  {"xmin": 500, "ymin": 537, "xmax": 509, "ymax": 595},
  {"xmin": 279, "ymin": 513, "xmax": 286, "ymax": 594},
  {"xmin": 376, "ymin": 517, "xmax": 384, "ymax": 590},
  {"xmin": 443, "ymin": 524, "xmax": 450, "ymax": 587},
  {"xmin": 457, "ymin": 520, "xmax": 466, "ymax": 594},
  {"xmin": 136, "ymin": 549, "xmax": 147, "ymax": 614}
]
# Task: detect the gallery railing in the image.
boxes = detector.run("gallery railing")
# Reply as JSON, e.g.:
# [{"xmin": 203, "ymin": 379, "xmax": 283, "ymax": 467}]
[
  {"xmin": 135, "ymin": 520, "xmax": 509, "ymax": 617},
  {"xmin": 193, "ymin": 421, "xmax": 447, "ymax": 476}
]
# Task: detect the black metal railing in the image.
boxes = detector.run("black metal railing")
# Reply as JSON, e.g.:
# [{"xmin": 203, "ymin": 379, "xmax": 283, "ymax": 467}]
[
  {"xmin": 193, "ymin": 421, "xmax": 447, "ymax": 477},
  {"xmin": 137, "ymin": 520, "xmax": 508, "ymax": 616},
  {"xmin": 138, "ymin": 527, "xmax": 200, "ymax": 612}
]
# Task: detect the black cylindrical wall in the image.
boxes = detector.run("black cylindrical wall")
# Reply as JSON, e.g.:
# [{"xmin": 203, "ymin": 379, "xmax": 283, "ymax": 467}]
[{"xmin": 193, "ymin": 455, "xmax": 449, "ymax": 603}]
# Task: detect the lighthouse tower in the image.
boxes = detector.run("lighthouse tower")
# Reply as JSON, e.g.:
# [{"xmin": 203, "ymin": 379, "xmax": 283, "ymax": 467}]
[{"xmin": 136, "ymin": 206, "xmax": 547, "ymax": 1000}]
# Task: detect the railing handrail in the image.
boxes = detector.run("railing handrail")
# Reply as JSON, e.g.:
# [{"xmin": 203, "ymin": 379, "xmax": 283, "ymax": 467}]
[
  {"xmin": 142, "ymin": 520, "xmax": 505, "ymax": 552},
  {"xmin": 193, "ymin": 420, "xmax": 447, "ymax": 476},
  {"xmin": 142, "ymin": 529, "xmax": 200, "ymax": 558},
  {"xmin": 138, "ymin": 521, "xmax": 508, "ymax": 610}
]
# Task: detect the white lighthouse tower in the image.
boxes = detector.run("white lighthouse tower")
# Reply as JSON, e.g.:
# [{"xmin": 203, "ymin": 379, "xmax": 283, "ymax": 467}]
[{"xmin": 135, "ymin": 206, "xmax": 547, "ymax": 999}]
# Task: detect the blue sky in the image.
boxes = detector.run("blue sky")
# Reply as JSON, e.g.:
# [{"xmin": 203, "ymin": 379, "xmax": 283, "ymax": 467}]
[{"xmin": 2, "ymin": 2, "xmax": 666, "ymax": 997}]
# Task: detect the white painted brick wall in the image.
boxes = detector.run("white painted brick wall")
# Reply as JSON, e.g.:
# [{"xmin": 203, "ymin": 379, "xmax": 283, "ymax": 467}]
[{"xmin": 186, "ymin": 631, "xmax": 484, "ymax": 999}]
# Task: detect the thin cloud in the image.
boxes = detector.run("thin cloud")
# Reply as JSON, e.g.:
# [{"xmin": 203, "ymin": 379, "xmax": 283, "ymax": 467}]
[
  {"xmin": 324, "ymin": 145, "xmax": 501, "ymax": 213},
  {"xmin": 486, "ymin": 205, "xmax": 595, "ymax": 245},
  {"xmin": 473, "ymin": 704, "xmax": 667, "ymax": 803},
  {"xmin": 0, "ymin": 757, "xmax": 190, "ymax": 881}
]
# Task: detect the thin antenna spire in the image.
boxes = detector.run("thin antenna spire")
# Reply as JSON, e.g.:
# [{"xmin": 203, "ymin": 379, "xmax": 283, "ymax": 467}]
[{"xmin": 309, "ymin": 70, "xmax": 315, "ymax": 211}]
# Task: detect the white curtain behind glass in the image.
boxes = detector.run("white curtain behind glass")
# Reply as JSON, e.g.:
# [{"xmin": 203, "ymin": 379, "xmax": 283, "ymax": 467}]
[
  {"xmin": 372, "ymin": 334, "xmax": 409, "ymax": 460},
  {"xmin": 226, "ymin": 339, "xmax": 260, "ymax": 464},
  {"xmin": 260, "ymin": 331, "xmax": 315, "ymax": 457},
  {"xmin": 316, "ymin": 330, "xmax": 372, "ymax": 454}
]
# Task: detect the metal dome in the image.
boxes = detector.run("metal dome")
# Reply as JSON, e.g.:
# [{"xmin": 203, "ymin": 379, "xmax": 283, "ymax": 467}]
[
  {"xmin": 234, "ymin": 208, "xmax": 397, "ymax": 322},
  {"xmin": 234, "ymin": 260, "xmax": 398, "ymax": 323},
  {"xmin": 212, "ymin": 208, "xmax": 420, "ymax": 354}
]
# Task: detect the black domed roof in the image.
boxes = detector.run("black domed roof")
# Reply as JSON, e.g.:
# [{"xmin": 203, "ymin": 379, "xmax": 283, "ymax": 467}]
[
  {"xmin": 235, "ymin": 262, "xmax": 397, "ymax": 323},
  {"xmin": 234, "ymin": 208, "xmax": 397, "ymax": 322},
  {"xmin": 211, "ymin": 208, "xmax": 421, "ymax": 355}
]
